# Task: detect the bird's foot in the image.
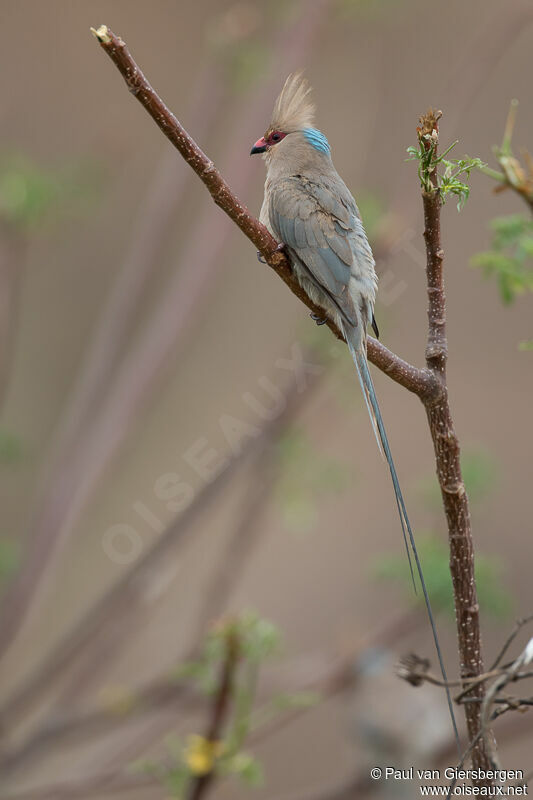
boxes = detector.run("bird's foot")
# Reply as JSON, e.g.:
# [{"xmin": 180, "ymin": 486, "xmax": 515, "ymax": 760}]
[
  {"xmin": 310, "ymin": 312, "xmax": 327, "ymax": 326},
  {"xmin": 257, "ymin": 242, "xmax": 288, "ymax": 264}
]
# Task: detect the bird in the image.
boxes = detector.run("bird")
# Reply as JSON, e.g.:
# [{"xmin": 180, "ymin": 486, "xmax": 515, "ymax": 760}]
[{"xmin": 251, "ymin": 73, "xmax": 459, "ymax": 744}]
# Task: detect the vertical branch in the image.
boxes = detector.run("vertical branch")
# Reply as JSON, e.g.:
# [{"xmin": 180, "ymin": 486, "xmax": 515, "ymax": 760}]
[
  {"xmin": 418, "ymin": 111, "xmax": 492, "ymax": 774},
  {"xmin": 186, "ymin": 627, "xmax": 240, "ymax": 800}
]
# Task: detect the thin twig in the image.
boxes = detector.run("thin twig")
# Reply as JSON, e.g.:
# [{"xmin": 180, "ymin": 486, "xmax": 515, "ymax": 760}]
[
  {"xmin": 490, "ymin": 615, "xmax": 533, "ymax": 671},
  {"xmin": 397, "ymin": 655, "xmax": 533, "ymax": 701},
  {"xmin": 479, "ymin": 637, "xmax": 533, "ymax": 769}
]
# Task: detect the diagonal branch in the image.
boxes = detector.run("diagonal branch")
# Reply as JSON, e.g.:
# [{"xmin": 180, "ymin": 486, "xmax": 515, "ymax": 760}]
[
  {"xmin": 90, "ymin": 25, "xmax": 440, "ymax": 404},
  {"xmin": 0, "ymin": 371, "xmax": 318, "ymax": 738}
]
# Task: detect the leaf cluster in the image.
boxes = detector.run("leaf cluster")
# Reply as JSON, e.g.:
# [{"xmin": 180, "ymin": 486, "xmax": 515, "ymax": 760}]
[
  {"xmin": 407, "ymin": 139, "xmax": 485, "ymax": 211},
  {"xmin": 0, "ymin": 154, "xmax": 98, "ymax": 230}
]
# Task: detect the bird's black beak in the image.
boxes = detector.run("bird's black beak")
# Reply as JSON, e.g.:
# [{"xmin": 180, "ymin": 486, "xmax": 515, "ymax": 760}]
[{"xmin": 250, "ymin": 136, "xmax": 267, "ymax": 155}]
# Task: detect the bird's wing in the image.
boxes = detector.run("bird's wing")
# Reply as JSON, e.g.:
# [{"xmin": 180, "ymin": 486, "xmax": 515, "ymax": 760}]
[{"xmin": 268, "ymin": 175, "xmax": 373, "ymax": 326}]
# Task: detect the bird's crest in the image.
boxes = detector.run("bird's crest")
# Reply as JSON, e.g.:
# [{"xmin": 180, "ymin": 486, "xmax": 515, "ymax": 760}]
[{"xmin": 269, "ymin": 72, "xmax": 315, "ymax": 134}]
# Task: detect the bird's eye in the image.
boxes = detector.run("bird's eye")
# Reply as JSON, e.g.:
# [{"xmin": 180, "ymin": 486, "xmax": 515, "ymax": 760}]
[{"xmin": 271, "ymin": 132, "xmax": 281, "ymax": 142}]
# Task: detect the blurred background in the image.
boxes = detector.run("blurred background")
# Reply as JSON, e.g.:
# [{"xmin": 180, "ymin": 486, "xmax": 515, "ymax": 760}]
[{"xmin": 0, "ymin": 1, "xmax": 532, "ymax": 798}]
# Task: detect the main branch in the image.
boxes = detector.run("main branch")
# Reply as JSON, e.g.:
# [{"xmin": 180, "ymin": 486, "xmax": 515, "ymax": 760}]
[{"xmin": 418, "ymin": 111, "xmax": 492, "ymax": 774}]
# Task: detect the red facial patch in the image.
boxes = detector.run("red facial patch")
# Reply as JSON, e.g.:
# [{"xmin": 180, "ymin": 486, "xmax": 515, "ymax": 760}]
[{"xmin": 266, "ymin": 130, "xmax": 286, "ymax": 146}]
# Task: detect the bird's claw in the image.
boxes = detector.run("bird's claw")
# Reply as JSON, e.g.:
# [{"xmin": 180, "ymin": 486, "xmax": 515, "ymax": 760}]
[
  {"xmin": 257, "ymin": 242, "xmax": 287, "ymax": 264},
  {"xmin": 310, "ymin": 312, "xmax": 327, "ymax": 326}
]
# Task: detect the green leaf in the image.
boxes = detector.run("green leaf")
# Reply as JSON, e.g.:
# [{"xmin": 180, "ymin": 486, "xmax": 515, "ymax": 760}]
[
  {"xmin": 417, "ymin": 448, "xmax": 498, "ymax": 509},
  {"xmin": 372, "ymin": 536, "xmax": 511, "ymax": 619},
  {"xmin": 0, "ymin": 154, "xmax": 100, "ymax": 230},
  {"xmin": 237, "ymin": 612, "xmax": 281, "ymax": 663},
  {"xmin": 439, "ymin": 156, "xmax": 485, "ymax": 211},
  {"xmin": 0, "ymin": 539, "xmax": 18, "ymax": 583},
  {"xmin": 461, "ymin": 450, "xmax": 498, "ymax": 504},
  {"xmin": 275, "ymin": 427, "xmax": 350, "ymax": 532},
  {"xmin": 472, "ymin": 213, "xmax": 533, "ymax": 305},
  {"xmin": 0, "ymin": 429, "xmax": 23, "ymax": 464},
  {"xmin": 221, "ymin": 752, "xmax": 263, "ymax": 787},
  {"xmin": 407, "ymin": 136, "xmax": 485, "ymax": 209},
  {"xmin": 272, "ymin": 690, "xmax": 321, "ymax": 710},
  {"xmin": 165, "ymin": 764, "xmax": 189, "ymax": 797}
]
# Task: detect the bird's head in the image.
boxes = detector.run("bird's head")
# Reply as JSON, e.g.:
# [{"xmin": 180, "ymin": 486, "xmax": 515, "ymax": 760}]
[{"xmin": 250, "ymin": 73, "xmax": 330, "ymax": 163}]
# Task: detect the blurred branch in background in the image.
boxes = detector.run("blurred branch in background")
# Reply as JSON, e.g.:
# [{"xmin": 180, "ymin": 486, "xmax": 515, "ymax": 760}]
[
  {"xmin": 472, "ymin": 102, "xmax": 533, "ymax": 333},
  {"xmin": 0, "ymin": 151, "xmax": 89, "ymax": 414},
  {"xmin": 6, "ymin": 714, "xmax": 532, "ymax": 800},
  {"xmin": 185, "ymin": 624, "xmax": 241, "ymax": 800},
  {"xmin": 0, "ymin": 368, "xmax": 320, "ymax": 779},
  {"xmin": 0, "ymin": 0, "xmax": 334, "ymax": 668},
  {"xmin": 479, "ymin": 100, "xmax": 533, "ymax": 213},
  {"xmin": 443, "ymin": 3, "xmax": 533, "ymax": 138},
  {"xmin": 387, "ymin": 1, "xmax": 533, "ymax": 234},
  {"xmin": 0, "ymin": 602, "xmax": 425, "ymax": 798},
  {"xmin": 4, "ymin": 609, "xmax": 532, "ymax": 800}
]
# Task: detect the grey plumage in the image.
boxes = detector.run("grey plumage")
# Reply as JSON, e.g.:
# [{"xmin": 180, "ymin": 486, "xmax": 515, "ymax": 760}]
[
  {"xmin": 252, "ymin": 73, "xmax": 459, "ymax": 747},
  {"xmin": 259, "ymin": 136, "xmax": 376, "ymax": 347}
]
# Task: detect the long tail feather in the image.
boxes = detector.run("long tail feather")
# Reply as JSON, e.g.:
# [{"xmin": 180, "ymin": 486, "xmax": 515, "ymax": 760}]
[
  {"xmin": 344, "ymin": 328, "xmax": 412, "ymax": 580},
  {"xmin": 343, "ymin": 323, "xmax": 460, "ymax": 751}
]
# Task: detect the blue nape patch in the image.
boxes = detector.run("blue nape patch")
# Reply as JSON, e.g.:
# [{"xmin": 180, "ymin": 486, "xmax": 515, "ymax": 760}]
[{"xmin": 303, "ymin": 128, "xmax": 330, "ymax": 155}]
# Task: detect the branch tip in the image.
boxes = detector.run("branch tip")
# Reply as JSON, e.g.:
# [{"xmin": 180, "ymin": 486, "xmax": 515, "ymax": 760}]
[{"xmin": 91, "ymin": 25, "xmax": 111, "ymax": 44}]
